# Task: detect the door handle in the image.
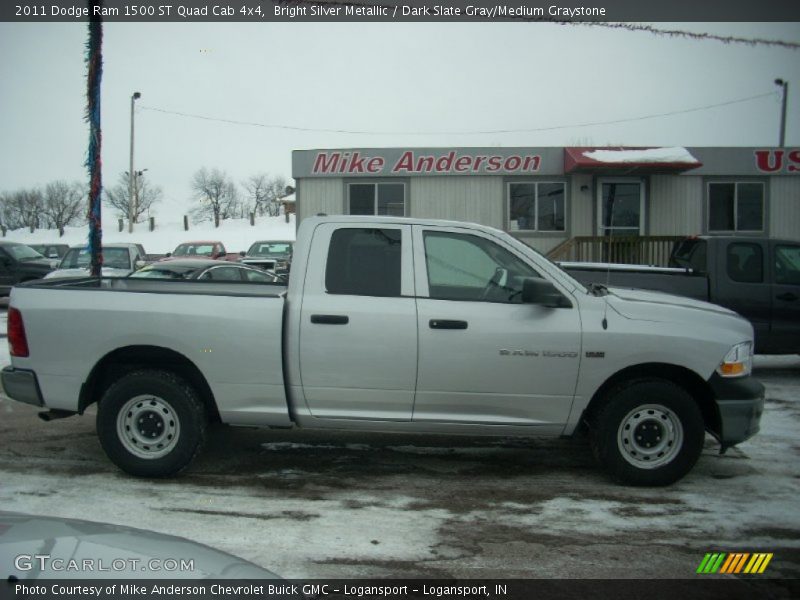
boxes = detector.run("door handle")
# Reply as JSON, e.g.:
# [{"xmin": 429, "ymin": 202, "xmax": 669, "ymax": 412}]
[
  {"xmin": 310, "ymin": 314, "xmax": 349, "ymax": 325},
  {"xmin": 776, "ymin": 292, "xmax": 798, "ymax": 302},
  {"xmin": 429, "ymin": 319, "xmax": 468, "ymax": 330}
]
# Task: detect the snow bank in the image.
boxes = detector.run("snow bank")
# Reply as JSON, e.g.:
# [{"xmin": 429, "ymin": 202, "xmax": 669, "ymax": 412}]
[{"xmin": 2, "ymin": 215, "xmax": 296, "ymax": 255}]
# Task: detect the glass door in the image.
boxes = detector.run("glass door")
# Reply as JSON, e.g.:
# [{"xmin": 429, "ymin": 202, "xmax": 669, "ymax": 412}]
[{"xmin": 597, "ymin": 179, "xmax": 644, "ymax": 236}]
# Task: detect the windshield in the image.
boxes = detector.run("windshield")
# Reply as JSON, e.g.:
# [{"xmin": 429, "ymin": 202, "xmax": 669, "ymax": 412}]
[
  {"xmin": 246, "ymin": 242, "xmax": 292, "ymax": 257},
  {"xmin": 60, "ymin": 247, "xmax": 131, "ymax": 270},
  {"xmin": 5, "ymin": 244, "xmax": 45, "ymax": 261},
  {"xmin": 500, "ymin": 233, "xmax": 588, "ymax": 293},
  {"xmin": 173, "ymin": 243, "xmax": 218, "ymax": 257}
]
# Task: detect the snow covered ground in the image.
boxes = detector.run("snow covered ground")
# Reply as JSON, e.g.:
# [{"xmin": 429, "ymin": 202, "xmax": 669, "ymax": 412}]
[
  {"xmin": 0, "ymin": 337, "xmax": 798, "ymax": 579},
  {"xmin": 2, "ymin": 215, "xmax": 296, "ymax": 255}
]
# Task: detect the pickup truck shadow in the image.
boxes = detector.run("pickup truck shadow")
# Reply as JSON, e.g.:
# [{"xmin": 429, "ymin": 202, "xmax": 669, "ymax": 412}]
[
  {"xmin": 192, "ymin": 426, "xmax": 599, "ymax": 486},
  {"xmin": 185, "ymin": 426, "xmax": 759, "ymax": 498}
]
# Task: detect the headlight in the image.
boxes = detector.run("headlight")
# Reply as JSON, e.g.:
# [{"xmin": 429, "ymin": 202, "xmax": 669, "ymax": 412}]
[{"xmin": 716, "ymin": 341, "xmax": 753, "ymax": 378}]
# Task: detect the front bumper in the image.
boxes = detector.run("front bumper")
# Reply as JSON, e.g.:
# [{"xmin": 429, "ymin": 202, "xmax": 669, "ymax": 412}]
[
  {"xmin": 708, "ymin": 373, "xmax": 765, "ymax": 449},
  {"xmin": 1, "ymin": 366, "xmax": 44, "ymax": 407}
]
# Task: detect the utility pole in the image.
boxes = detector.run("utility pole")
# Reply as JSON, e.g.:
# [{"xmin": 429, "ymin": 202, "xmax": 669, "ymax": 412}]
[
  {"xmin": 774, "ymin": 79, "xmax": 788, "ymax": 147},
  {"xmin": 129, "ymin": 91, "xmax": 141, "ymax": 233}
]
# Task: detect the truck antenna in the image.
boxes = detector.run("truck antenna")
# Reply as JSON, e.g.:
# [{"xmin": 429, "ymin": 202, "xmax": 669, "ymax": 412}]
[{"xmin": 602, "ymin": 188, "xmax": 615, "ymax": 331}]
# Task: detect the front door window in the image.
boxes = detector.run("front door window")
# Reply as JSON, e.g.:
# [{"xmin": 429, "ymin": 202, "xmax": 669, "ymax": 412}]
[{"xmin": 598, "ymin": 180, "xmax": 644, "ymax": 236}]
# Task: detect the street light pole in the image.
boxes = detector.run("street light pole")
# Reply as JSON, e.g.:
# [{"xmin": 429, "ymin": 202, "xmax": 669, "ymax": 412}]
[
  {"xmin": 774, "ymin": 79, "xmax": 788, "ymax": 147},
  {"xmin": 133, "ymin": 168, "xmax": 148, "ymax": 222},
  {"xmin": 128, "ymin": 91, "xmax": 141, "ymax": 233}
]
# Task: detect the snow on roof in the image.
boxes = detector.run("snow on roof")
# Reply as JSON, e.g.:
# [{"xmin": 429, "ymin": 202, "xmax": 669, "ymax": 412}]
[{"xmin": 582, "ymin": 147, "xmax": 700, "ymax": 164}]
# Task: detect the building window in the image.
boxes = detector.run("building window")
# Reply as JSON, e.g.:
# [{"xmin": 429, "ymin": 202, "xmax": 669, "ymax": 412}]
[
  {"xmin": 347, "ymin": 183, "xmax": 405, "ymax": 216},
  {"xmin": 708, "ymin": 182, "xmax": 764, "ymax": 233},
  {"xmin": 325, "ymin": 228, "xmax": 402, "ymax": 297},
  {"xmin": 508, "ymin": 182, "xmax": 566, "ymax": 232}
]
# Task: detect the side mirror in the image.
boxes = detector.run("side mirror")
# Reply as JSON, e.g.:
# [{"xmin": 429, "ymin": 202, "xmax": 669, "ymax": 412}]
[
  {"xmin": 239, "ymin": 251, "xmax": 245, "ymax": 257},
  {"xmin": 165, "ymin": 252, "xmax": 172, "ymax": 258},
  {"xmin": 134, "ymin": 260, "xmax": 147, "ymax": 270},
  {"xmin": 522, "ymin": 278, "xmax": 570, "ymax": 308}
]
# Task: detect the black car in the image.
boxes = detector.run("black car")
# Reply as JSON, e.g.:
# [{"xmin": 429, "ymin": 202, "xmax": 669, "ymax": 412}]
[
  {"xmin": 28, "ymin": 243, "xmax": 70, "ymax": 261},
  {"xmin": 0, "ymin": 241, "xmax": 55, "ymax": 296}
]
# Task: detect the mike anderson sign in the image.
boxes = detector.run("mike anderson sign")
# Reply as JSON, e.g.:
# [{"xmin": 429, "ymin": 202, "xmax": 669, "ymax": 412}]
[
  {"xmin": 292, "ymin": 147, "xmax": 800, "ymax": 179},
  {"xmin": 293, "ymin": 148, "xmax": 565, "ymax": 178}
]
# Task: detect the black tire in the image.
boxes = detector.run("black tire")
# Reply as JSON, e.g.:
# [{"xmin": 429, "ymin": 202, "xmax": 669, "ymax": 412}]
[
  {"xmin": 589, "ymin": 378, "xmax": 705, "ymax": 486},
  {"xmin": 96, "ymin": 369, "xmax": 207, "ymax": 477}
]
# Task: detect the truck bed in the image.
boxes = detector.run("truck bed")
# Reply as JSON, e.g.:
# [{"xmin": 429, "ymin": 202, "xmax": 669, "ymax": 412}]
[
  {"xmin": 10, "ymin": 277, "xmax": 291, "ymax": 427},
  {"xmin": 560, "ymin": 262, "xmax": 710, "ymax": 302}
]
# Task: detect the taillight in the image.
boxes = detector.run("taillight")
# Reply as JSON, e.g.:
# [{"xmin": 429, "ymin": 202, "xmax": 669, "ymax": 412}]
[{"xmin": 8, "ymin": 307, "xmax": 29, "ymax": 357}]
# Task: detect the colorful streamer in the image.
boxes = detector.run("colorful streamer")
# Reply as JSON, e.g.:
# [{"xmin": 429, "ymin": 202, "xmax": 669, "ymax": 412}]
[{"xmin": 85, "ymin": 1, "xmax": 103, "ymax": 276}]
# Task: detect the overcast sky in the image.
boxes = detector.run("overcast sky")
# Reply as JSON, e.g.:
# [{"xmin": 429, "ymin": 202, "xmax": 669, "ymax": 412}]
[{"xmin": 0, "ymin": 21, "xmax": 798, "ymax": 222}]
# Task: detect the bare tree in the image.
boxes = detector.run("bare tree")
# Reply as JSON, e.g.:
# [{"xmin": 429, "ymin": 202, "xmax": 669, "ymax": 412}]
[
  {"xmin": 43, "ymin": 181, "xmax": 86, "ymax": 230},
  {"xmin": 0, "ymin": 188, "xmax": 44, "ymax": 230},
  {"xmin": 105, "ymin": 172, "xmax": 163, "ymax": 223},
  {"xmin": 243, "ymin": 173, "xmax": 288, "ymax": 217},
  {"xmin": 190, "ymin": 168, "xmax": 239, "ymax": 224}
]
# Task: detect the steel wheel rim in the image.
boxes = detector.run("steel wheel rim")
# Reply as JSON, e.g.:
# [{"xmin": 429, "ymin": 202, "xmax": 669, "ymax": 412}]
[
  {"xmin": 116, "ymin": 395, "xmax": 180, "ymax": 459},
  {"xmin": 617, "ymin": 403, "xmax": 683, "ymax": 469}
]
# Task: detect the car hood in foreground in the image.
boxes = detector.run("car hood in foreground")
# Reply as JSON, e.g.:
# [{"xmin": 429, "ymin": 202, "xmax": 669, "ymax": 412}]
[{"xmin": 0, "ymin": 511, "xmax": 284, "ymax": 580}]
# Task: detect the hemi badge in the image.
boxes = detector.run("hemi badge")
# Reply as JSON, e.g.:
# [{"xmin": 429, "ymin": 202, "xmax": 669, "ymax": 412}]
[{"xmin": 585, "ymin": 351, "xmax": 605, "ymax": 358}]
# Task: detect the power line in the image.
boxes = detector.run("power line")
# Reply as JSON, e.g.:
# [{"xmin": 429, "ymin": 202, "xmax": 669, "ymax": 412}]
[
  {"xmin": 279, "ymin": 1, "xmax": 800, "ymax": 50},
  {"xmin": 141, "ymin": 91, "xmax": 777, "ymax": 136}
]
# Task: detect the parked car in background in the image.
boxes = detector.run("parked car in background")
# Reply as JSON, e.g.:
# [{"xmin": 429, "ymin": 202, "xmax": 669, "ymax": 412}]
[
  {"xmin": 0, "ymin": 241, "xmax": 54, "ymax": 296},
  {"xmin": 28, "ymin": 243, "xmax": 70, "ymax": 267},
  {"xmin": 130, "ymin": 258, "xmax": 283, "ymax": 283},
  {"xmin": 561, "ymin": 236, "xmax": 800, "ymax": 355},
  {"xmin": 240, "ymin": 240, "xmax": 294, "ymax": 274},
  {"xmin": 44, "ymin": 243, "xmax": 148, "ymax": 280},
  {"xmin": 163, "ymin": 241, "xmax": 239, "ymax": 262}
]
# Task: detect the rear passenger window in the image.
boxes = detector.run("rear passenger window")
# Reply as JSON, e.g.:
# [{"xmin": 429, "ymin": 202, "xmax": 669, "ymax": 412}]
[
  {"xmin": 326, "ymin": 228, "xmax": 401, "ymax": 297},
  {"xmin": 727, "ymin": 243, "xmax": 763, "ymax": 283}
]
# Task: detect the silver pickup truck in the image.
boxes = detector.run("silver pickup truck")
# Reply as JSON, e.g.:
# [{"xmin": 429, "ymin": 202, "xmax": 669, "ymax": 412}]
[{"xmin": 2, "ymin": 216, "xmax": 764, "ymax": 486}]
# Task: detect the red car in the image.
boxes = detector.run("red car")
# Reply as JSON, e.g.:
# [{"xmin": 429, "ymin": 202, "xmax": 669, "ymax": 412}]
[{"xmin": 162, "ymin": 241, "xmax": 239, "ymax": 262}]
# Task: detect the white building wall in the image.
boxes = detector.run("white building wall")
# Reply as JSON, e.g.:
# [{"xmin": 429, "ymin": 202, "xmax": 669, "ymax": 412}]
[
  {"xmin": 296, "ymin": 179, "xmax": 343, "ymax": 224},
  {"xmin": 409, "ymin": 176, "xmax": 504, "ymax": 230},
  {"xmin": 569, "ymin": 174, "xmax": 594, "ymax": 236},
  {"xmin": 648, "ymin": 175, "xmax": 704, "ymax": 236},
  {"xmin": 770, "ymin": 177, "xmax": 800, "ymax": 240}
]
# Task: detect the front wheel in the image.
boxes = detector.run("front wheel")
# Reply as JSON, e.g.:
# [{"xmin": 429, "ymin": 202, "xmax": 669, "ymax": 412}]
[
  {"xmin": 97, "ymin": 369, "xmax": 207, "ymax": 477},
  {"xmin": 590, "ymin": 379, "xmax": 705, "ymax": 486}
]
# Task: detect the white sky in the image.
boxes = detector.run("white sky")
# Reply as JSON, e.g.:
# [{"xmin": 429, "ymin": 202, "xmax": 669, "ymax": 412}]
[{"xmin": 0, "ymin": 21, "xmax": 798, "ymax": 222}]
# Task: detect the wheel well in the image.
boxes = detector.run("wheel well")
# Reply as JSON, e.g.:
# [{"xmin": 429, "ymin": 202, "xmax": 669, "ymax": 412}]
[
  {"xmin": 581, "ymin": 363, "xmax": 720, "ymax": 438},
  {"xmin": 78, "ymin": 345, "xmax": 221, "ymax": 423}
]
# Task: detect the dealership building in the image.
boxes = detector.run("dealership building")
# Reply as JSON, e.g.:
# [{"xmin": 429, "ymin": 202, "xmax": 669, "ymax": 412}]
[{"xmin": 291, "ymin": 146, "xmax": 800, "ymax": 260}]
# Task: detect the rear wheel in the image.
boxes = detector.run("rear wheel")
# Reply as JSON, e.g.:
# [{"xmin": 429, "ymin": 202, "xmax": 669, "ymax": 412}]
[
  {"xmin": 97, "ymin": 369, "xmax": 207, "ymax": 477},
  {"xmin": 590, "ymin": 378, "xmax": 705, "ymax": 486}
]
